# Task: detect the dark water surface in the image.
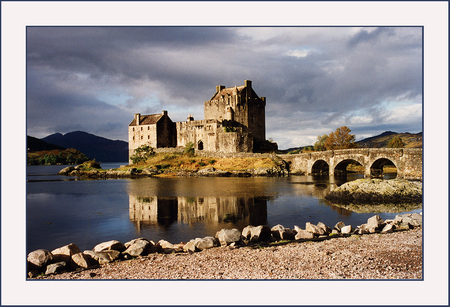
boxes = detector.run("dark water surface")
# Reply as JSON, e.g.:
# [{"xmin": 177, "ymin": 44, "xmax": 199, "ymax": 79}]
[{"xmin": 26, "ymin": 164, "xmax": 422, "ymax": 253}]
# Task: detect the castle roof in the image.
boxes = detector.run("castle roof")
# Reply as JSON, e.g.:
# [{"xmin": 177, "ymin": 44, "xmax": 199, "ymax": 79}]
[
  {"xmin": 211, "ymin": 85, "xmax": 246, "ymax": 100},
  {"xmin": 129, "ymin": 114, "xmax": 163, "ymax": 126}
]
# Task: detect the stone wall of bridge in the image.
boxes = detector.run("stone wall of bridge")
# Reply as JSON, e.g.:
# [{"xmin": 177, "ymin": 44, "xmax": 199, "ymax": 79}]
[{"xmin": 279, "ymin": 148, "xmax": 422, "ymax": 180}]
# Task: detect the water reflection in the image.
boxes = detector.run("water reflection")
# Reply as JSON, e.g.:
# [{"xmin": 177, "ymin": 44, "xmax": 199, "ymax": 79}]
[
  {"xmin": 125, "ymin": 174, "xmax": 369, "ymax": 233},
  {"xmin": 129, "ymin": 195, "xmax": 268, "ymax": 231}
]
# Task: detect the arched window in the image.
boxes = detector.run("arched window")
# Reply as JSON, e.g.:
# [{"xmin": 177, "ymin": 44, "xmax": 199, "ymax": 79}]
[{"xmin": 198, "ymin": 140, "xmax": 204, "ymax": 150}]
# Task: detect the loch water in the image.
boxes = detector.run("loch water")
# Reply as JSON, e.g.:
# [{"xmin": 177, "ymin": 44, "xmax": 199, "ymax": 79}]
[{"xmin": 26, "ymin": 163, "xmax": 422, "ymax": 253}]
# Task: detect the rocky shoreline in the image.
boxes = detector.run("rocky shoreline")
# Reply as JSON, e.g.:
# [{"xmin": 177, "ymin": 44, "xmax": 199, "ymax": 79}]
[
  {"xmin": 57, "ymin": 164, "xmax": 288, "ymax": 178},
  {"xmin": 325, "ymin": 178, "xmax": 423, "ymax": 204},
  {"xmin": 28, "ymin": 213, "xmax": 422, "ymax": 279}
]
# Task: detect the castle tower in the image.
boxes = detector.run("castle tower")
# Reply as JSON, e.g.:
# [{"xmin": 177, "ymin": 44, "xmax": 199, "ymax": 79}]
[{"xmin": 204, "ymin": 80, "xmax": 266, "ymax": 140}]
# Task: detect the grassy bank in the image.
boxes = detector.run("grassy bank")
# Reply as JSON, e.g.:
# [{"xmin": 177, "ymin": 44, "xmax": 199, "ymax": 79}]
[{"xmin": 125, "ymin": 152, "xmax": 277, "ymax": 174}]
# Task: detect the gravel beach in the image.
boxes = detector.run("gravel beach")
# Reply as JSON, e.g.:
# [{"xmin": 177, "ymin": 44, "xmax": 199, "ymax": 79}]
[{"xmin": 37, "ymin": 227, "xmax": 422, "ymax": 280}]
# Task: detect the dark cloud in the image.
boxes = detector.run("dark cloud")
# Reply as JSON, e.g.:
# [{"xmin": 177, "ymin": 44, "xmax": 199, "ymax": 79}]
[{"xmin": 27, "ymin": 26, "xmax": 422, "ymax": 149}]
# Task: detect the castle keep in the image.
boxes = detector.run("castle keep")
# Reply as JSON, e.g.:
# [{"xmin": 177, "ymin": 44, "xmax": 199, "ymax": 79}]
[{"xmin": 128, "ymin": 80, "xmax": 277, "ymax": 160}]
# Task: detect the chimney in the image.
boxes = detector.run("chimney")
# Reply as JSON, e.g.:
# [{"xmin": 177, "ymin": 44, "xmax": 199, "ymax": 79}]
[
  {"xmin": 134, "ymin": 113, "xmax": 140, "ymax": 125},
  {"xmin": 162, "ymin": 110, "xmax": 168, "ymax": 116},
  {"xmin": 245, "ymin": 80, "xmax": 252, "ymax": 100},
  {"xmin": 187, "ymin": 114, "xmax": 194, "ymax": 121},
  {"xmin": 216, "ymin": 85, "xmax": 225, "ymax": 92}
]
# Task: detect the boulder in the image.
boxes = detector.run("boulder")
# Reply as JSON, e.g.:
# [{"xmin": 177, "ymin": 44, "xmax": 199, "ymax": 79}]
[
  {"xmin": 271, "ymin": 224, "xmax": 295, "ymax": 240},
  {"xmin": 94, "ymin": 240, "xmax": 125, "ymax": 252},
  {"xmin": 400, "ymin": 213, "xmax": 422, "ymax": 227},
  {"xmin": 215, "ymin": 228, "xmax": 242, "ymax": 246},
  {"xmin": 281, "ymin": 228, "xmax": 296, "ymax": 240},
  {"xmin": 124, "ymin": 238, "xmax": 151, "ymax": 256},
  {"xmin": 357, "ymin": 224, "xmax": 369, "ymax": 235},
  {"xmin": 242, "ymin": 225, "xmax": 271, "ymax": 242},
  {"xmin": 317, "ymin": 222, "xmax": 332, "ymax": 235},
  {"xmin": 142, "ymin": 168, "xmax": 159, "ymax": 175},
  {"xmin": 367, "ymin": 215, "xmax": 385, "ymax": 233},
  {"xmin": 381, "ymin": 223, "xmax": 395, "ymax": 233},
  {"xmin": 71, "ymin": 252, "xmax": 90, "ymax": 269},
  {"xmin": 51, "ymin": 243, "xmax": 82, "ymax": 263},
  {"xmin": 83, "ymin": 250, "xmax": 120, "ymax": 265},
  {"xmin": 157, "ymin": 240, "xmax": 181, "ymax": 254},
  {"xmin": 305, "ymin": 222, "xmax": 325, "ymax": 235},
  {"xmin": 250, "ymin": 225, "xmax": 272, "ymax": 242},
  {"xmin": 28, "ymin": 270, "xmax": 40, "ymax": 279},
  {"xmin": 183, "ymin": 240, "xmax": 197, "ymax": 253},
  {"xmin": 341, "ymin": 225, "xmax": 353, "ymax": 234},
  {"xmin": 295, "ymin": 228, "xmax": 315, "ymax": 240},
  {"xmin": 57, "ymin": 166, "xmax": 75, "ymax": 175},
  {"xmin": 334, "ymin": 221, "xmax": 346, "ymax": 232},
  {"xmin": 194, "ymin": 236, "xmax": 218, "ymax": 251},
  {"xmin": 271, "ymin": 224, "xmax": 285, "ymax": 239},
  {"xmin": 242, "ymin": 225, "xmax": 253, "ymax": 240},
  {"xmin": 45, "ymin": 261, "xmax": 67, "ymax": 275},
  {"xmin": 27, "ymin": 249, "xmax": 53, "ymax": 271}
]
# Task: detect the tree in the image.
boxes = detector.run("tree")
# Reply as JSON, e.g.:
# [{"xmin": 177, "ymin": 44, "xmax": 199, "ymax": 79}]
[
  {"xmin": 323, "ymin": 126, "xmax": 357, "ymax": 150},
  {"xmin": 314, "ymin": 134, "xmax": 328, "ymax": 151},
  {"xmin": 387, "ymin": 136, "xmax": 404, "ymax": 148},
  {"xmin": 130, "ymin": 145, "xmax": 155, "ymax": 164}
]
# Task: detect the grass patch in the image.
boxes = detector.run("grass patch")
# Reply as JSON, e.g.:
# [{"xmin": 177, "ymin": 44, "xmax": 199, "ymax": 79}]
[{"xmin": 126, "ymin": 153, "xmax": 277, "ymax": 173}]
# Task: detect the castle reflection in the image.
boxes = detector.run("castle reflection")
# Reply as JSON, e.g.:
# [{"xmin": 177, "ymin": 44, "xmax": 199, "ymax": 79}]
[{"xmin": 129, "ymin": 195, "xmax": 268, "ymax": 231}]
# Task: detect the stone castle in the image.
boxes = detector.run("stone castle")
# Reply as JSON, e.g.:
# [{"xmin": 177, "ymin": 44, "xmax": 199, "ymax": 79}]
[{"xmin": 128, "ymin": 80, "xmax": 277, "ymax": 160}]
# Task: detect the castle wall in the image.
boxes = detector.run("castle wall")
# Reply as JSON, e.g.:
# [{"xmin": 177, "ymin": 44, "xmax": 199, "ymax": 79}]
[
  {"xmin": 247, "ymin": 97, "xmax": 266, "ymax": 140},
  {"xmin": 156, "ymin": 116, "xmax": 176, "ymax": 148},
  {"xmin": 218, "ymin": 131, "xmax": 253, "ymax": 153},
  {"xmin": 128, "ymin": 124, "xmax": 157, "ymax": 159}
]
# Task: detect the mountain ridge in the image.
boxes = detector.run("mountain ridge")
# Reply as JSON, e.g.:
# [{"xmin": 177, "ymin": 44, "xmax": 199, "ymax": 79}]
[
  {"xmin": 41, "ymin": 131, "xmax": 128, "ymax": 162},
  {"xmin": 281, "ymin": 131, "xmax": 422, "ymax": 153}
]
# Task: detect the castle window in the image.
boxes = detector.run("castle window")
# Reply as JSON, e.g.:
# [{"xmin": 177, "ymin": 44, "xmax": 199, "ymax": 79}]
[
  {"xmin": 141, "ymin": 136, "xmax": 143, "ymax": 140},
  {"xmin": 133, "ymin": 128, "xmax": 135, "ymax": 131},
  {"xmin": 141, "ymin": 127, "xmax": 143, "ymax": 131},
  {"xmin": 148, "ymin": 126, "xmax": 150, "ymax": 130},
  {"xmin": 148, "ymin": 135, "xmax": 150, "ymax": 139},
  {"xmin": 133, "ymin": 136, "xmax": 135, "ymax": 140}
]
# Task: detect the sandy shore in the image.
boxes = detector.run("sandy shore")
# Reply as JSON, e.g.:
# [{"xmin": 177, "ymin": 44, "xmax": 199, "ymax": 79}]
[{"xmin": 36, "ymin": 227, "xmax": 422, "ymax": 280}]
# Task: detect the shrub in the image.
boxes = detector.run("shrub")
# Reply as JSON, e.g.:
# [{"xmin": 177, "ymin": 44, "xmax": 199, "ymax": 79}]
[
  {"xmin": 184, "ymin": 142, "xmax": 195, "ymax": 156},
  {"xmin": 130, "ymin": 145, "xmax": 155, "ymax": 164},
  {"xmin": 223, "ymin": 127, "xmax": 237, "ymax": 133}
]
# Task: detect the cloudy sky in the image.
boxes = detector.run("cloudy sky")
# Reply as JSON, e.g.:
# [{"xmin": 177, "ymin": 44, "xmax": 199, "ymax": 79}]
[{"xmin": 27, "ymin": 26, "xmax": 422, "ymax": 149}]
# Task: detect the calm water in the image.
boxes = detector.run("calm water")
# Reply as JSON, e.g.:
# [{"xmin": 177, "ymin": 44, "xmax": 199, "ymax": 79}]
[{"xmin": 26, "ymin": 164, "xmax": 422, "ymax": 253}]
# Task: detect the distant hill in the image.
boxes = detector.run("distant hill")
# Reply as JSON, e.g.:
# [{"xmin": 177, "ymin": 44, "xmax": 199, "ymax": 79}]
[
  {"xmin": 42, "ymin": 131, "xmax": 129, "ymax": 162},
  {"xmin": 281, "ymin": 131, "xmax": 422, "ymax": 153},
  {"xmin": 356, "ymin": 131, "xmax": 422, "ymax": 148},
  {"xmin": 27, "ymin": 135, "xmax": 65, "ymax": 151}
]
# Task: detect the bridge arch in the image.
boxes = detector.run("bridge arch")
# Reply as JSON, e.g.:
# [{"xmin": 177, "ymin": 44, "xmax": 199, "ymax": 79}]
[
  {"xmin": 311, "ymin": 159, "xmax": 329, "ymax": 175},
  {"xmin": 334, "ymin": 159, "xmax": 364, "ymax": 176},
  {"xmin": 369, "ymin": 158, "xmax": 397, "ymax": 178}
]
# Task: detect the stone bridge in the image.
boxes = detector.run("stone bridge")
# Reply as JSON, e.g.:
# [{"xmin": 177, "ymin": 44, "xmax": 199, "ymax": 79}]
[{"xmin": 279, "ymin": 148, "xmax": 422, "ymax": 180}]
